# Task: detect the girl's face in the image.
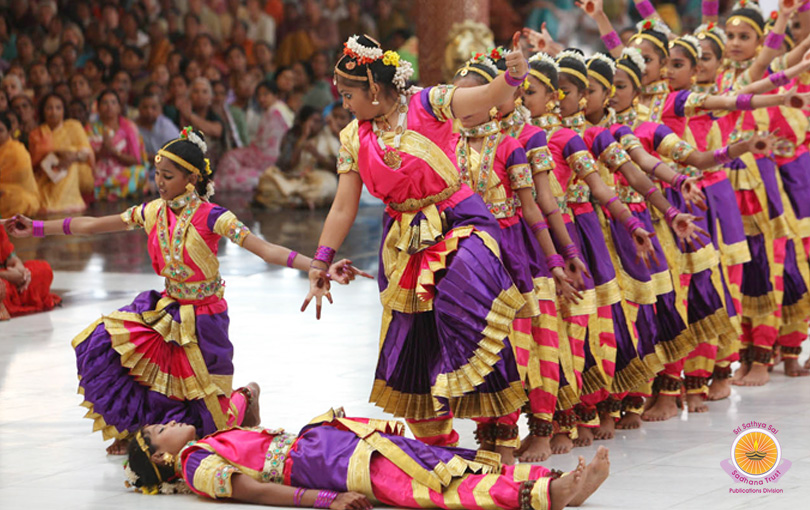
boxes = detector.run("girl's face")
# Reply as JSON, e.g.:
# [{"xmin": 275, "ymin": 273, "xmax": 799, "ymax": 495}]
[
  {"xmin": 43, "ymin": 96, "xmax": 65, "ymax": 127},
  {"xmin": 558, "ymin": 74, "xmax": 583, "ymax": 117},
  {"xmin": 585, "ymin": 80, "xmax": 609, "ymax": 117},
  {"xmin": 98, "ymin": 93, "xmax": 121, "ymax": 120},
  {"xmin": 725, "ymin": 21, "xmax": 760, "ymax": 62},
  {"xmin": 453, "ymin": 74, "xmax": 491, "ymax": 127},
  {"xmin": 633, "ymin": 39, "xmax": 665, "ymax": 85},
  {"xmin": 791, "ymin": 13, "xmax": 809, "ymax": 43},
  {"xmin": 2, "ymin": 78, "xmax": 22, "ymax": 99},
  {"xmin": 143, "ymin": 421, "xmax": 197, "ymax": 458},
  {"xmin": 521, "ymin": 74, "xmax": 553, "ymax": 117},
  {"xmin": 276, "ymin": 70, "xmax": 295, "ymax": 93},
  {"xmin": 155, "ymin": 158, "xmax": 197, "ymax": 200},
  {"xmin": 667, "ymin": 46, "xmax": 696, "ymax": 91},
  {"xmin": 71, "ymin": 75, "xmax": 91, "ymax": 99},
  {"xmin": 256, "ymin": 86, "xmax": 277, "ymax": 110},
  {"xmin": 697, "ymin": 40, "xmax": 722, "ymax": 83},
  {"xmin": 336, "ymin": 82, "xmax": 384, "ymax": 121},
  {"xmin": 609, "ymin": 69, "xmax": 637, "ymax": 112}
]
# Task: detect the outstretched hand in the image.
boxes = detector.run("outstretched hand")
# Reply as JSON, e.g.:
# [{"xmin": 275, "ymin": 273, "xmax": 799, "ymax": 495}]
[
  {"xmin": 670, "ymin": 213, "xmax": 710, "ymax": 253},
  {"xmin": 551, "ymin": 266, "xmax": 583, "ymax": 304},
  {"xmin": 631, "ymin": 227, "xmax": 659, "ymax": 269},
  {"xmin": 505, "ymin": 32, "xmax": 528, "ymax": 77},
  {"xmin": 680, "ymin": 177, "xmax": 707, "ymax": 212},
  {"xmin": 1, "ymin": 215, "xmax": 34, "ymax": 238},
  {"xmin": 564, "ymin": 255, "xmax": 591, "ymax": 291},
  {"xmin": 301, "ymin": 266, "xmax": 333, "ymax": 320},
  {"xmin": 328, "ymin": 258, "xmax": 374, "ymax": 285},
  {"xmin": 576, "ymin": 0, "xmax": 604, "ymax": 18}
]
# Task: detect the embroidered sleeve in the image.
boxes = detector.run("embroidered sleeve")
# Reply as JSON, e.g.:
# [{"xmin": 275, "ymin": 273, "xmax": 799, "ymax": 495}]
[
  {"xmin": 427, "ymin": 85, "xmax": 457, "ymax": 122},
  {"xmin": 337, "ymin": 120, "xmax": 360, "ymax": 174},
  {"xmin": 527, "ymin": 147, "xmax": 554, "ymax": 175},
  {"xmin": 120, "ymin": 204, "xmax": 147, "ymax": 230},
  {"xmin": 599, "ymin": 142, "xmax": 632, "ymax": 173},
  {"xmin": 657, "ymin": 133, "xmax": 696, "ymax": 163},
  {"xmin": 507, "ymin": 163, "xmax": 533, "ymax": 190},
  {"xmin": 183, "ymin": 449, "xmax": 240, "ymax": 499},
  {"xmin": 566, "ymin": 150, "xmax": 598, "ymax": 179},
  {"xmin": 769, "ymin": 54, "xmax": 788, "ymax": 73},
  {"xmin": 213, "ymin": 210, "xmax": 251, "ymax": 246},
  {"xmin": 674, "ymin": 90, "xmax": 709, "ymax": 118},
  {"xmin": 619, "ymin": 134, "xmax": 643, "ymax": 153}
]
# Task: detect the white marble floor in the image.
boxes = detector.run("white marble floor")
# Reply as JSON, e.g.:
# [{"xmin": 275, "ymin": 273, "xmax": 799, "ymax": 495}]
[{"xmin": 2, "ymin": 217, "xmax": 810, "ymax": 509}]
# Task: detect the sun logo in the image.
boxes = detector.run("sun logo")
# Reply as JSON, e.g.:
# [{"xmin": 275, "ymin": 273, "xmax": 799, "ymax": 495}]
[{"xmin": 732, "ymin": 429, "xmax": 781, "ymax": 478}]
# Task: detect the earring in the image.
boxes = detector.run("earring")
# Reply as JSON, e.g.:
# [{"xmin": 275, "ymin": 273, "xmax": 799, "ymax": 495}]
[
  {"xmin": 660, "ymin": 66, "xmax": 668, "ymax": 78},
  {"xmin": 371, "ymin": 93, "xmax": 379, "ymax": 106},
  {"xmin": 489, "ymin": 106, "xmax": 499, "ymax": 119},
  {"xmin": 185, "ymin": 182, "xmax": 195, "ymax": 193},
  {"xmin": 690, "ymin": 76, "xmax": 697, "ymax": 85},
  {"xmin": 578, "ymin": 97, "xmax": 588, "ymax": 110},
  {"xmin": 162, "ymin": 452, "xmax": 175, "ymax": 466},
  {"xmin": 632, "ymin": 97, "xmax": 639, "ymax": 108},
  {"xmin": 545, "ymin": 100, "xmax": 557, "ymax": 112},
  {"xmin": 603, "ymin": 98, "xmax": 610, "ymax": 108}
]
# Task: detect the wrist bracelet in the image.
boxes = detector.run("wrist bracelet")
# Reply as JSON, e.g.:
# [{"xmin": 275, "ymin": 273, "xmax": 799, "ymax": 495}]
[
  {"xmin": 606, "ymin": 196, "xmax": 620, "ymax": 208},
  {"xmin": 764, "ymin": 32, "xmax": 786, "ymax": 51},
  {"xmin": 561, "ymin": 243, "xmax": 580, "ymax": 260},
  {"xmin": 546, "ymin": 254, "xmax": 565, "ymax": 269},
  {"xmin": 544, "ymin": 207, "xmax": 560, "ymax": 217},
  {"xmin": 636, "ymin": 0, "xmax": 656, "ymax": 19},
  {"xmin": 800, "ymin": 1, "xmax": 810, "ymax": 12},
  {"xmin": 504, "ymin": 69, "xmax": 529, "ymax": 87},
  {"xmin": 769, "ymin": 71, "xmax": 790, "ymax": 88},
  {"xmin": 601, "ymin": 31, "xmax": 622, "ymax": 51},
  {"xmin": 62, "ymin": 217, "xmax": 73, "ymax": 235},
  {"xmin": 702, "ymin": 0, "xmax": 719, "ymax": 16},
  {"xmin": 735, "ymin": 93, "xmax": 753, "ymax": 111},
  {"xmin": 313, "ymin": 490, "xmax": 338, "ymax": 509},
  {"xmin": 651, "ymin": 161, "xmax": 665, "ymax": 180},
  {"xmin": 287, "ymin": 251, "xmax": 298, "ymax": 268},
  {"xmin": 664, "ymin": 206, "xmax": 680, "ymax": 227},
  {"xmin": 313, "ymin": 245, "xmax": 335, "ymax": 266},
  {"xmin": 293, "ymin": 488, "xmax": 306, "ymax": 507},
  {"xmin": 713, "ymin": 146, "xmax": 733, "ymax": 165},
  {"xmin": 644, "ymin": 187, "xmax": 658, "ymax": 201},
  {"xmin": 623, "ymin": 216, "xmax": 644, "ymax": 234},
  {"xmin": 32, "ymin": 220, "xmax": 45, "ymax": 238},
  {"xmin": 671, "ymin": 174, "xmax": 687, "ymax": 192},
  {"xmin": 529, "ymin": 219, "xmax": 548, "ymax": 234}
]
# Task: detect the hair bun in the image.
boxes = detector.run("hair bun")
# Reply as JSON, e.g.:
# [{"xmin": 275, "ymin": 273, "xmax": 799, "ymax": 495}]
[{"xmin": 179, "ymin": 126, "xmax": 208, "ymax": 155}]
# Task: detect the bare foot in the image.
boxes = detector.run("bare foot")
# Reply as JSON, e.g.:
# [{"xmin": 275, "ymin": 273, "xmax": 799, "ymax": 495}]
[
  {"xmin": 706, "ymin": 378, "xmax": 731, "ymax": 401},
  {"xmin": 641, "ymin": 395, "xmax": 679, "ymax": 422},
  {"xmin": 615, "ymin": 412, "xmax": 642, "ymax": 430},
  {"xmin": 593, "ymin": 413, "xmax": 615, "ymax": 440},
  {"xmin": 517, "ymin": 435, "xmax": 552, "ymax": 463},
  {"xmin": 549, "ymin": 456, "xmax": 586, "ymax": 510},
  {"xmin": 731, "ymin": 363, "xmax": 750, "ymax": 385},
  {"xmin": 738, "ymin": 364, "xmax": 770, "ymax": 386},
  {"xmin": 573, "ymin": 426, "xmax": 594, "ymax": 447},
  {"xmin": 568, "ymin": 446, "xmax": 610, "ymax": 507},
  {"xmin": 242, "ymin": 382, "xmax": 261, "ymax": 427},
  {"xmin": 784, "ymin": 358, "xmax": 810, "ymax": 377},
  {"xmin": 495, "ymin": 444, "xmax": 516, "ymax": 465},
  {"xmin": 106, "ymin": 437, "xmax": 130, "ymax": 455},
  {"xmin": 685, "ymin": 393, "xmax": 708, "ymax": 413},
  {"xmin": 550, "ymin": 433, "xmax": 574, "ymax": 455}
]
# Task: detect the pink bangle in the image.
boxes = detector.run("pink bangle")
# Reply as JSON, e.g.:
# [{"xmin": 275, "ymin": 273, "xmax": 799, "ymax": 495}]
[
  {"xmin": 623, "ymin": 215, "xmax": 644, "ymax": 234},
  {"xmin": 735, "ymin": 94, "xmax": 753, "ymax": 111},
  {"xmin": 544, "ymin": 207, "xmax": 561, "ymax": 216},
  {"xmin": 664, "ymin": 206, "xmax": 680, "ymax": 226},
  {"xmin": 314, "ymin": 491, "xmax": 338, "ymax": 509},
  {"xmin": 702, "ymin": 0, "xmax": 719, "ymax": 16},
  {"xmin": 800, "ymin": 1, "xmax": 810, "ymax": 12},
  {"xmin": 769, "ymin": 71, "xmax": 790, "ymax": 88},
  {"xmin": 606, "ymin": 196, "xmax": 620, "ymax": 207},
  {"xmin": 651, "ymin": 161, "xmax": 665, "ymax": 180},
  {"xmin": 714, "ymin": 146, "xmax": 733, "ymax": 165},
  {"xmin": 62, "ymin": 217, "xmax": 73, "ymax": 235},
  {"xmin": 530, "ymin": 219, "xmax": 548, "ymax": 234},
  {"xmin": 671, "ymin": 174, "xmax": 687, "ymax": 192},
  {"xmin": 601, "ymin": 31, "xmax": 622, "ymax": 51},
  {"xmin": 644, "ymin": 187, "xmax": 658, "ymax": 200},
  {"xmin": 313, "ymin": 245, "xmax": 335, "ymax": 266},
  {"xmin": 32, "ymin": 220, "xmax": 45, "ymax": 238},
  {"xmin": 505, "ymin": 69, "xmax": 529, "ymax": 87},
  {"xmin": 546, "ymin": 254, "xmax": 565, "ymax": 269},
  {"xmin": 764, "ymin": 32, "xmax": 786, "ymax": 51},
  {"xmin": 287, "ymin": 251, "xmax": 298, "ymax": 268},
  {"xmin": 293, "ymin": 488, "xmax": 306, "ymax": 507},
  {"xmin": 636, "ymin": 0, "xmax": 656, "ymax": 19},
  {"xmin": 561, "ymin": 243, "xmax": 580, "ymax": 260}
]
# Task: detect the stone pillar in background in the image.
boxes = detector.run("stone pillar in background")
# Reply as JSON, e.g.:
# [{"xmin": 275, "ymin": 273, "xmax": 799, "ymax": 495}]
[{"xmin": 415, "ymin": 0, "xmax": 490, "ymax": 86}]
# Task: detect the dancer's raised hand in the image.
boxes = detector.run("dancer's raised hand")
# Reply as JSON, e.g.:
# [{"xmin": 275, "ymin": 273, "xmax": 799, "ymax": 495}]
[
  {"xmin": 504, "ymin": 32, "xmax": 529, "ymax": 77},
  {"xmin": 301, "ymin": 264, "xmax": 333, "ymax": 320},
  {"xmin": 681, "ymin": 176, "xmax": 707, "ymax": 212},
  {"xmin": 576, "ymin": 0, "xmax": 604, "ymax": 19}
]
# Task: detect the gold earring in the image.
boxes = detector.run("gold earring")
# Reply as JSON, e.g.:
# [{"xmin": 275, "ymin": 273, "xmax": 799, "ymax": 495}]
[
  {"xmin": 489, "ymin": 106, "xmax": 498, "ymax": 119},
  {"xmin": 603, "ymin": 98, "xmax": 610, "ymax": 108},
  {"xmin": 545, "ymin": 99, "xmax": 557, "ymax": 112},
  {"xmin": 185, "ymin": 182, "xmax": 195, "ymax": 193},
  {"xmin": 660, "ymin": 66, "xmax": 668, "ymax": 77},
  {"xmin": 372, "ymin": 93, "xmax": 379, "ymax": 106},
  {"xmin": 162, "ymin": 452, "xmax": 175, "ymax": 466},
  {"xmin": 632, "ymin": 97, "xmax": 639, "ymax": 108},
  {"xmin": 690, "ymin": 76, "xmax": 697, "ymax": 85},
  {"xmin": 578, "ymin": 97, "xmax": 588, "ymax": 110}
]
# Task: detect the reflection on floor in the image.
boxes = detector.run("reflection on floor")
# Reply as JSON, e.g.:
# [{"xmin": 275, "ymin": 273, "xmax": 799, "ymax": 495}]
[{"xmin": 2, "ymin": 195, "xmax": 809, "ymax": 509}]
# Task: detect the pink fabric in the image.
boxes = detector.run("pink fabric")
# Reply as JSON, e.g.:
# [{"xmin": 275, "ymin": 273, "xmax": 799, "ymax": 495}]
[
  {"xmin": 193, "ymin": 428, "xmax": 277, "ymax": 473},
  {"xmin": 546, "ymin": 127, "xmax": 579, "ymax": 194}
]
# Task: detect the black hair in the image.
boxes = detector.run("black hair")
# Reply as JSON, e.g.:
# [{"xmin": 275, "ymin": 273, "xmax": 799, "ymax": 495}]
[
  {"xmin": 587, "ymin": 56, "xmax": 615, "ymax": 93},
  {"xmin": 732, "ymin": 7, "xmax": 765, "ymax": 34},
  {"xmin": 47, "ymin": 53, "xmax": 64, "ymax": 66},
  {"xmin": 126, "ymin": 430, "xmax": 176, "ymax": 489},
  {"xmin": 700, "ymin": 35, "xmax": 723, "ymax": 60},
  {"xmin": 159, "ymin": 128, "xmax": 213, "ymax": 194},
  {"xmin": 225, "ymin": 44, "xmax": 247, "ymax": 58},
  {"xmin": 85, "ymin": 57, "xmax": 107, "ymax": 77},
  {"xmin": 528, "ymin": 56, "xmax": 559, "ymax": 91},
  {"xmin": 98, "ymin": 88, "xmax": 123, "ymax": 109},
  {"xmin": 68, "ymin": 98, "xmax": 88, "ymax": 117},
  {"xmin": 633, "ymin": 27, "xmax": 669, "ymax": 60},
  {"xmin": 291, "ymin": 105, "xmax": 320, "ymax": 138},
  {"xmin": 616, "ymin": 54, "xmax": 644, "ymax": 92},
  {"xmin": 669, "ymin": 43, "xmax": 697, "ymax": 67},
  {"xmin": 256, "ymin": 79, "xmax": 279, "ymax": 96},
  {"xmin": 334, "ymin": 34, "xmax": 397, "ymax": 93},
  {"xmin": 557, "ymin": 49, "xmax": 588, "ymax": 91},
  {"xmin": 295, "ymin": 60, "xmax": 315, "ymax": 84},
  {"xmin": 123, "ymin": 45, "xmax": 145, "ymax": 60},
  {"xmin": 37, "ymin": 91, "xmax": 66, "ymax": 123},
  {"xmin": 0, "ymin": 111, "xmax": 11, "ymax": 131},
  {"xmin": 454, "ymin": 59, "xmax": 498, "ymax": 86},
  {"xmin": 137, "ymin": 91, "xmax": 161, "ymax": 106}
]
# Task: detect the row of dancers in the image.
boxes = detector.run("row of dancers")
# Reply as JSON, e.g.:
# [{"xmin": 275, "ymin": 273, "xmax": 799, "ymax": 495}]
[{"xmin": 4, "ymin": 1, "xmax": 810, "ymax": 508}]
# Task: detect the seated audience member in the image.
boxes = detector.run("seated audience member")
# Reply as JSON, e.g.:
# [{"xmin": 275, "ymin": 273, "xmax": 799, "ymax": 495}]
[
  {"xmin": 0, "ymin": 225, "xmax": 61, "ymax": 321},
  {"xmin": 177, "ymin": 77, "xmax": 224, "ymax": 166},
  {"xmin": 136, "ymin": 91, "xmax": 179, "ymax": 192},
  {"xmin": 253, "ymin": 41, "xmax": 277, "ymax": 80},
  {"xmin": 10, "ymin": 94, "xmax": 37, "ymax": 147},
  {"xmin": 2, "ymin": 74, "xmax": 24, "ymax": 101},
  {"xmin": 212, "ymin": 79, "xmax": 247, "ymax": 151},
  {"xmin": 217, "ymin": 80, "xmax": 293, "ymax": 193},
  {"xmin": 67, "ymin": 99, "xmax": 90, "ymax": 129},
  {"xmin": 163, "ymin": 74, "xmax": 188, "ymax": 127},
  {"xmin": 28, "ymin": 92, "xmax": 94, "ymax": 213},
  {"xmin": 0, "ymin": 112, "xmax": 40, "ymax": 218}
]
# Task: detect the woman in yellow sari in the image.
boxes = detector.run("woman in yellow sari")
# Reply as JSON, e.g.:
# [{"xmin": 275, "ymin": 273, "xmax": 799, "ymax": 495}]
[
  {"xmin": 28, "ymin": 92, "xmax": 95, "ymax": 214},
  {"xmin": 0, "ymin": 111, "xmax": 40, "ymax": 217}
]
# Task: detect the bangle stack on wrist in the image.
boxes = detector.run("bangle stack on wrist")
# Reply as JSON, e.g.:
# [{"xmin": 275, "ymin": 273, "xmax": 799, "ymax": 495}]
[
  {"xmin": 287, "ymin": 251, "xmax": 298, "ymax": 268},
  {"xmin": 505, "ymin": 69, "xmax": 529, "ymax": 87},
  {"xmin": 530, "ymin": 219, "xmax": 548, "ymax": 234},
  {"xmin": 735, "ymin": 94, "xmax": 754, "ymax": 111},
  {"xmin": 769, "ymin": 71, "xmax": 790, "ymax": 88},
  {"xmin": 671, "ymin": 174, "xmax": 688, "ymax": 192},
  {"xmin": 764, "ymin": 31, "xmax": 786, "ymax": 50},
  {"xmin": 622, "ymin": 215, "xmax": 644, "ymax": 235},
  {"xmin": 293, "ymin": 488, "xmax": 306, "ymax": 507},
  {"xmin": 636, "ymin": 0, "xmax": 656, "ymax": 18},
  {"xmin": 664, "ymin": 207, "xmax": 680, "ymax": 227},
  {"xmin": 62, "ymin": 217, "xmax": 73, "ymax": 235},
  {"xmin": 312, "ymin": 245, "xmax": 335, "ymax": 268},
  {"xmin": 561, "ymin": 243, "xmax": 580, "ymax": 261},
  {"xmin": 601, "ymin": 31, "xmax": 622, "ymax": 51},
  {"xmin": 713, "ymin": 146, "xmax": 733, "ymax": 165},
  {"xmin": 32, "ymin": 220, "xmax": 45, "ymax": 238},
  {"xmin": 546, "ymin": 254, "xmax": 565, "ymax": 269},
  {"xmin": 313, "ymin": 491, "xmax": 339, "ymax": 509},
  {"xmin": 644, "ymin": 187, "xmax": 658, "ymax": 201}
]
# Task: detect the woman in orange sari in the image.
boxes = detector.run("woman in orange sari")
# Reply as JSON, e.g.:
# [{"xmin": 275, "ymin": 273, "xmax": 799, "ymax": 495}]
[
  {"xmin": 28, "ymin": 92, "xmax": 95, "ymax": 214},
  {"xmin": 0, "ymin": 225, "xmax": 61, "ymax": 320},
  {"xmin": 0, "ymin": 111, "xmax": 40, "ymax": 217}
]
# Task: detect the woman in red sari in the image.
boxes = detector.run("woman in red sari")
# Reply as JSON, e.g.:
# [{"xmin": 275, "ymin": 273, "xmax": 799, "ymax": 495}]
[{"xmin": 0, "ymin": 226, "xmax": 61, "ymax": 319}]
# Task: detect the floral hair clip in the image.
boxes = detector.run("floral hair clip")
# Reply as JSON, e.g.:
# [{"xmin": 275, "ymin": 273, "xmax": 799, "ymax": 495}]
[
  {"xmin": 488, "ymin": 46, "xmax": 505, "ymax": 61},
  {"xmin": 343, "ymin": 35, "xmax": 384, "ymax": 65},
  {"xmin": 382, "ymin": 50, "xmax": 400, "ymax": 67},
  {"xmin": 769, "ymin": 10, "xmax": 778, "ymax": 21}
]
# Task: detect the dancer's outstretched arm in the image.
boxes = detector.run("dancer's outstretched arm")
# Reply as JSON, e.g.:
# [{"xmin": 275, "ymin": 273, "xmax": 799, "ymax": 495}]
[
  {"xmin": 1, "ymin": 214, "xmax": 129, "ymax": 237},
  {"xmin": 230, "ymin": 474, "xmax": 372, "ymax": 510}
]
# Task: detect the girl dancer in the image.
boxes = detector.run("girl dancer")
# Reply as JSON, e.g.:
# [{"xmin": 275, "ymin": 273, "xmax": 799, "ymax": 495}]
[{"xmin": 2, "ymin": 130, "xmax": 361, "ymax": 455}]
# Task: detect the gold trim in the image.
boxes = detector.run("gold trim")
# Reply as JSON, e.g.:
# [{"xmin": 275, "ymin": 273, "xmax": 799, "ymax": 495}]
[
  {"xmin": 388, "ymin": 182, "xmax": 461, "ymax": 212},
  {"xmin": 456, "ymin": 66, "xmax": 494, "ymax": 83},
  {"xmin": 157, "ymin": 148, "xmax": 200, "ymax": 176},
  {"xmin": 560, "ymin": 68, "xmax": 588, "ymax": 88},
  {"xmin": 617, "ymin": 64, "xmax": 641, "ymax": 88},
  {"xmin": 529, "ymin": 69, "xmax": 554, "ymax": 91},
  {"xmin": 631, "ymin": 33, "xmax": 669, "ymax": 55},
  {"xmin": 588, "ymin": 70, "xmax": 612, "ymax": 91},
  {"xmin": 728, "ymin": 16, "xmax": 764, "ymax": 37},
  {"xmin": 671, "ymin": 39, "xmax": 698, "ymax": 60}
]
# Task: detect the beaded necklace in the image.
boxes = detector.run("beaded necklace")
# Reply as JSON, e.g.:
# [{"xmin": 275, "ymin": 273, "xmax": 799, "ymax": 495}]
[
  {"xmin": 372, "ymin": 94, "xmax": 408, "ymax": 169},
  {"xmin": 561, "ymin": 111, "xmax": 586, "ymax": 135},
  {"xmin": 693, "ymin": 82, "xmax": 718, "ymax": 94},
  {"xmin": 457, "ymin": 118, "xmax": 501, "ymax": 194},
  {"xmin": 615, "ymin": 107, "xmax": 640, "ymax": 130},
  {"xmin": 157, "ymin": 189, "xmax": 201, "ymax": 282},
  {"xmin": 641, "ymin": 80, "xmax": 669, "ymax": 124},
  {"xmin": 530, "ymin": 113, "xmax": 562, "ymax": 138},
  {"xmin": 499, "ymin": 109, "xmax": 528, "ymax": 139},
  {"xmin": 458, "ymin": 119, "xmax": 500, "ymax": 138}
]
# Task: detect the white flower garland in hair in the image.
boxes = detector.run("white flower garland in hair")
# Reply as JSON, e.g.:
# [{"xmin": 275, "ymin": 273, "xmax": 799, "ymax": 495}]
[
  {"xmin": 345, "ymin": 35, "xmax": 383, "ymax": 62},
  {"xmin": 620, "ymin": 47, "xmax": 646, "ymax": 75},
  {"xmin": 529, "ymin": 52, "xmax": 560, "ymax": 73},
  {"xmin": 123, "ymin": 463, "xmax": 140, "ymax": 487},
  {"xmin": 203, "ymin": 181, "xmax": 216, "ymax": 201},
  {"xmin": 159, "ymin": 480, "xmax": 193, "ymax": 495},
  {"xmin": 732, "ymin": 0, "xmax": 762, "ymax": 14},
  {"xmin": 636, "ymin": 18, "xmax": 673, "ymax": 38},
  {"xmin": 674, "ymin": 34, "xmax": 703, "ymax": 60},
  {"xmin": 589, "ymin": 53, "xmax": 616, "ymax": 74},
  {"xmin": 556, "ymin": 49, "xmax": 587, "ymax": 65},
  {"xmin": 187, "ymin": 132, "xmax": 208, "ymax": 155},
  {"xmin": 695, "ymin": 24, "xmax": 728, "ymax": 45},
  {"xmin": 392, "ymin": 59, "xmax": 414, "ymax": 92},
  {"xmin": 468, "ymin": 55, "xmax": 499, "ymax": 77}
]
